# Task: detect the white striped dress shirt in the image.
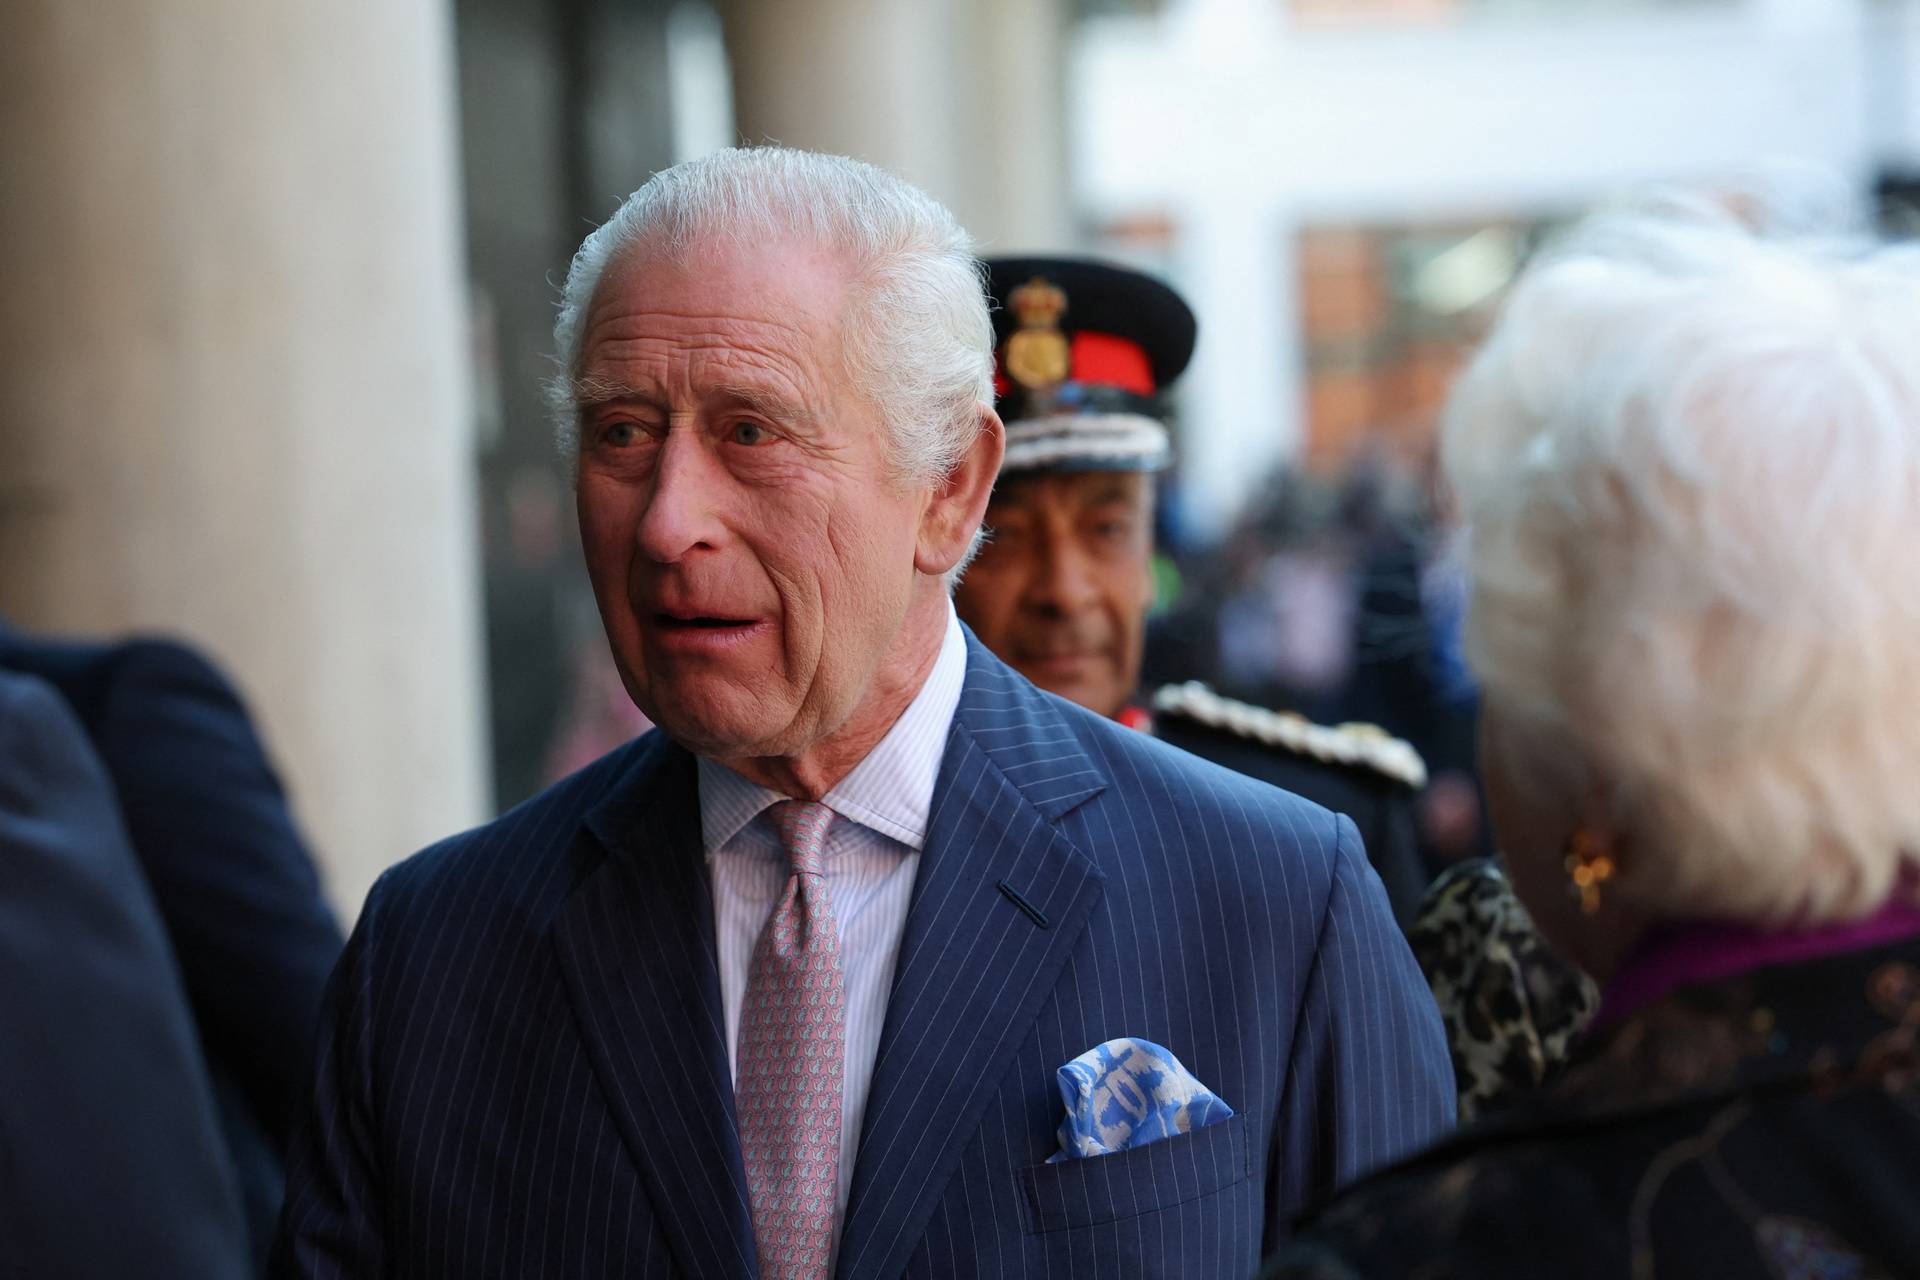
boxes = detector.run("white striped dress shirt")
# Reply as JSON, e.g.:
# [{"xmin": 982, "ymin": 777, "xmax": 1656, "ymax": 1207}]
[{"xmin": 698, "ymin": 604, "xmax": 966, "ymax": 1246}]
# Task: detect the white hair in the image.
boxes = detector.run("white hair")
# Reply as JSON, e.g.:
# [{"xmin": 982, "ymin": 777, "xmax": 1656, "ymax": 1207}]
[
  {"xmin": 1447, "ymin": 206, "xmax": 1920, "ymax": 924},
  {"xmin": 547, "ymin": 146, "xmax": 994, "ymax": 490}
]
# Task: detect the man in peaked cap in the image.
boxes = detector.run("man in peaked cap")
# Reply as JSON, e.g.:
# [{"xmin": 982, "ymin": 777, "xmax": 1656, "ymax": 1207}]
[{"xmin": 956, "ymin": 255, "xmax": 1431, "ymax": 924}]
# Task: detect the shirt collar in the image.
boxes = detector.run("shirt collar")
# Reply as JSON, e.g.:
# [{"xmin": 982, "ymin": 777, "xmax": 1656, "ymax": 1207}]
[{"xmin": 697, "ymin": 603, "xmax": 967, "ymax": 854}]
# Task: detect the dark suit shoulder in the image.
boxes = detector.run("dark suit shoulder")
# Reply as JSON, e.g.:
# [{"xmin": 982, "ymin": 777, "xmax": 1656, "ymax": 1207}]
[
  {"xmin": 372, "ymin": 730, "xmax": 663, "ymax": 927},
  {"xmin": 105, "ymin": 633, "xmax": 228, "ymax": 680},
  {"xmin": 100, "ymin": 636, "xmax": 255, "ymax": 715},
  {"xmin": 1035, "ymin": 679, "xmax": 1324, "ymax": 809},
  {"xmin": 1, "ymin": 630, "xmax": 223, "ymax": 703},
  {"xmin": 0, "ymin": 663, "xmax": 55, "ymax": 720},
  {"xmin": 88, "ymin": 638, "xmax": 279, "ymax": 770},
  {"xmin": 1036, "ymin": 681, "xmax": 1353, "ymax": 900},
  {"xmin": 1148, "ymin": 683, "xmax": 1431, "ymax": 926},
  {"xmin": 0, "ymin": 634, "xmax": 272, "ymax": 771},
  {"xmin": 0, "ymin": 631, "xmax": 121, "ymax": 727},
  {"xmin": 340, "ymin": 734, "xmax": 669, "ymax": 1104}
]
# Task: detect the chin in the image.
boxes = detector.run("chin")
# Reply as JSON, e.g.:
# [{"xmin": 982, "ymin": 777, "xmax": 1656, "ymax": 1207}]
[
  {"xmin": 1039, "ymin": 675, "xmax": 1121, "ymax": 719},
  {"xmin": 645, "ymin": 689, "xmax": 794, "ymax": 760}
]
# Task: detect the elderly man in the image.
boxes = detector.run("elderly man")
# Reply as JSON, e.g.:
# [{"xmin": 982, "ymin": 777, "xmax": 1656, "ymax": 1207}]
[
  {"xmin": 276, "ymin": 148, "xmax": 1451, "ymax": 1280},
  {"xmin": 956, "ymin": 256, "xmax": 1432, "ymax": 924}
]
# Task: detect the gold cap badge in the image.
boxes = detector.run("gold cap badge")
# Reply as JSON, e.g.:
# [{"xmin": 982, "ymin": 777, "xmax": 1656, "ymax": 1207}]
[{"xmin": 1004, "ymin": 276, "xmax": 1071, "ymax": 392}]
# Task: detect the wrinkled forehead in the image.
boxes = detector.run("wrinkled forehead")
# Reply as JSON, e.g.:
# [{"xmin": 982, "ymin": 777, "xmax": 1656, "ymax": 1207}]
[{"xmin": 582, "ymin": 232, "xmax": 857, "ymax": 361}]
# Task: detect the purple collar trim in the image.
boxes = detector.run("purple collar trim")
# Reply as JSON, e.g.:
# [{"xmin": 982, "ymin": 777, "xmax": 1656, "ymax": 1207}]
[{"xmin": 1595, "ymin": 897, "xmax": 1920, "ymax": 1031}]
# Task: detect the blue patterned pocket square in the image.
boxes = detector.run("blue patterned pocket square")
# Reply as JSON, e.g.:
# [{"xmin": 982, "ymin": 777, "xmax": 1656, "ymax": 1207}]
[{"xmin": 1048, "ymin": 1037, "xmax": 1235, "ymax": 1163}]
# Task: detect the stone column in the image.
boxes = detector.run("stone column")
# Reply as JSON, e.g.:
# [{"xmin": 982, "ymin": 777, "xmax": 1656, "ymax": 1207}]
[
  {"xmin": 953, "ymin": 0, "xmax": 1074, "ymax": 251},
  {"xmin": 0, "ymin": 0, "xmax": 488, "ymax": 919},
  {"xmin": 720, "ymin": 0, "xmax": 1072, "ymax": 249}
]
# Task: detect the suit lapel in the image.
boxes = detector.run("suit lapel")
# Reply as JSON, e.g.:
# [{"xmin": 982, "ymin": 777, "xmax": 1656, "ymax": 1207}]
[
  {"xmin": 551, "ymin": 737, "xmax": 757, "ymax": 1280},
  {"xmin": 835, "ymin": 640, "xmax": 1109, "ymax": 1280}
]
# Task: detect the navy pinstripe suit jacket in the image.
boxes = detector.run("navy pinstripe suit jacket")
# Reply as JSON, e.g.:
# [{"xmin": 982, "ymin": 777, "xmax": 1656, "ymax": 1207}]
[{"xmin": 276, "ymin": 635, "xmax": 1452, "ymax": 1279}]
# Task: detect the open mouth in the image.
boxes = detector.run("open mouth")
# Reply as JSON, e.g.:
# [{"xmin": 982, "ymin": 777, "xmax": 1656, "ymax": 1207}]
[{"xmin": 656, "ymin": 614, "xmax": 756, "ymax": 630}]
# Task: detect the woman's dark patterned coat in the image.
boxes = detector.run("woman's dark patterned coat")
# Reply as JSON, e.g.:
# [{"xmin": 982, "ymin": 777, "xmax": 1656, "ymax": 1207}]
[{"xmin": 1264, "ymin": 933, "xmax": 1920, "ymax": 1280}]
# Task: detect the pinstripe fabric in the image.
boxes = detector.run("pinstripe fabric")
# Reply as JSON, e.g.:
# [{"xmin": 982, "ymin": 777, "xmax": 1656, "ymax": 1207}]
[{"xmin": 273, "ymin": 630, "xmax": 1453, "ymax": 1280}]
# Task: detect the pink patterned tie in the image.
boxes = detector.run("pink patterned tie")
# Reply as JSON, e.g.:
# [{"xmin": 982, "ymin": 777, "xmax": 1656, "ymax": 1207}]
[{"xmin": 736, "ymin": 799, "xmax": 844, "ymax": 1280}]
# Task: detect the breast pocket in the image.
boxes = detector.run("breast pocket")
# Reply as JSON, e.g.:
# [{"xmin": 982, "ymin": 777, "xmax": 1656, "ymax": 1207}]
[{"xmin": 1020, "ymin": 1113, "xmax": 1253, "ymax": 1234}]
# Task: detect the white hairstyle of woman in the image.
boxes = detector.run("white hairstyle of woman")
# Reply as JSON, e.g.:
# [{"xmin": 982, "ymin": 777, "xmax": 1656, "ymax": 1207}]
[{"xmin": 1444, "ymin": 206, "xmax": 1920, "ymax": 970}]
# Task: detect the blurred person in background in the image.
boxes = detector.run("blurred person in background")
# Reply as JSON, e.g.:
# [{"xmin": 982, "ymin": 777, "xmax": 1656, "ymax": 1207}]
[
  {"xmin": 1410, "ymin": 497, "xmax": 1493, "ymax": 868},
  {"xmin": 484, "ymin": 466, "xmax": 574, "ymax": 807},
  {"xmin": 541, "ymin": 628, "xmax": 655, "ymax": 782},
  {"xmin": 0, "ymin": 670, "xmax": 251, "ymax": 1280},
  {"xmin": 1340, "ymin": 451, "xmax": 1494, "ymax": 869},
  {"xmin": 957, "ymin": 256, "xmax": 1431, "ymax": 924},
  {"xmin": 1208, "ymin": 472, "xmax": 1356, "ymax": 727},
  {"xmin": 1266, "ymin": 207, "xmax": 1920, "ymax": 1277},
  {"xmin": 276, "ymin": 148, "xmax": 1450, "ymax": 1280},
  {"xmin": 0, "ymin": 625, "xmax": 343, "ymax": 1270},
  {"xmin": 1337, "ymin": 451, "xmax": 1433, "ymax": 746}
]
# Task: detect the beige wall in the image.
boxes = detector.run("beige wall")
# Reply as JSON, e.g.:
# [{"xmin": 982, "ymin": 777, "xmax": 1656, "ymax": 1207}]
[{"xmin": 1, "ymin": 0, "xmax": 488, "ymax": 919}]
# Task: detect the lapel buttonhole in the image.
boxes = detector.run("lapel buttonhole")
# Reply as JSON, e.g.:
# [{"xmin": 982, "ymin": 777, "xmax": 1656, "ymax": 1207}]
[{"xmin": 996, "ymin": 879, "xmax": 1050, "ymax": 929}]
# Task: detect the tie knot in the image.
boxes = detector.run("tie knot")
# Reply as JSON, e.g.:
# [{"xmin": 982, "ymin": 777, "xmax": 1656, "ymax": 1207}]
[{"xmin": 766, "ymin": 799, "xmax": 834, "ymax": 876}]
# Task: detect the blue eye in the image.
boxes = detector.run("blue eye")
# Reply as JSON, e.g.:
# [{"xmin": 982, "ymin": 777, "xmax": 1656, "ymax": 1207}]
[
  {"xmin": 601, "ymin": 421, "xmax": 638, "ymax": 447},
  {"xmin": 729, "ymin": 421, "xmax": 770, "ymax": 446}
]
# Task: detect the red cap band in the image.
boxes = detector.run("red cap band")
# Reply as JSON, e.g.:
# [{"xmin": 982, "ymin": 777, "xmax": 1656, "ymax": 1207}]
[
  {"xmin": 994, "ymin": 331, "xmax": 1157, "ymax": 400},
  {"xmin": 1070, "ymin": 332, "xmax": 1156, "ymax": 396}
]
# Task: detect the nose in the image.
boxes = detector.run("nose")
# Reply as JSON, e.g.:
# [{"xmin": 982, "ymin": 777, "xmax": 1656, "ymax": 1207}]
[
  {"xmin": 634, "ymin": 428, "xmax": 724, "ymax": 563},
  {"xmin": 1024, "ymin": 527, "xmax": 1101, "ymax": 616}
]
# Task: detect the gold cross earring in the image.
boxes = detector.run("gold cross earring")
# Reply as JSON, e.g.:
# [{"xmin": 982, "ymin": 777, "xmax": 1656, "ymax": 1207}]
[{"xmin": 1564, "ymin": 827, "xmax": 1616, "ymax": 915}]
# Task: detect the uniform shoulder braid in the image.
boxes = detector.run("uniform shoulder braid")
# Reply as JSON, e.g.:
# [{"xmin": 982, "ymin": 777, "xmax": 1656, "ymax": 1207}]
[{"xmin": 1149, "ymin": 682, "xmax": 1428, "ymax": 790}]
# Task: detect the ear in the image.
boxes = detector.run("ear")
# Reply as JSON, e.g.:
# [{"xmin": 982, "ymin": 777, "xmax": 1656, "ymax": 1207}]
[{"xmin": 915, "ymin": 404, "xmax": 1005, "ymax": 576}]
